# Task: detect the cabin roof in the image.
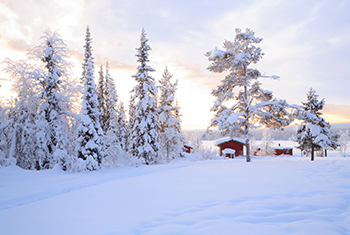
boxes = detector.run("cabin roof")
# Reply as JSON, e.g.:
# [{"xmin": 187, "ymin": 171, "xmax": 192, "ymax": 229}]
[
  {"xmin": 222, "ymin": 148, "xmax": 236, "ymax": 154},
  {"xmin": 184, "ymin": 144, "xmax": 195, "ymax": 149},
  {"xmin": 215, "ymin": 137, "xmax": 245, "ymax": 146}
]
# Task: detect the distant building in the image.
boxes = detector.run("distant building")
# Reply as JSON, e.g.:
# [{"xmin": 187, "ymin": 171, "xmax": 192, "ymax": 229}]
[
  {"xmin": 253, "ymin": 145, "xmax": 293, "ymax": 156},
  {"xmin": 183, "ymin": 144, "xmax": 195, "ymax": 153},
  {"xmin": 215, "ymin": 137, "xmax": 245, "ymax": 158},
  {"xmin": 274, "ymin": 147, "xmax": 293, "ymax": 156}
]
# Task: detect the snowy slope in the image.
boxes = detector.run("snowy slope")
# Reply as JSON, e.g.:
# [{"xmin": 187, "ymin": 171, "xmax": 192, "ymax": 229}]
[{"xmin": 0, "ymin": 156, "xmax": 349, "ymax": 235}]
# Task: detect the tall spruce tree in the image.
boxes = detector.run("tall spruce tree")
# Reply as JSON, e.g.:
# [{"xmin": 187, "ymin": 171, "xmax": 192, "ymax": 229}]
[
  {"xmin": 104, "ymin": 61, "xmax": 119, "ymax": 135},
  {"xmin": 129, "ymin": 28, "xmax": 160, "ymax": 164},
  {"xmin": 104, "ymin": 61, "xmax": 120, "ymax": 149},
  {"xmin": 76, "ymin": 26, "xmax": 104, "ymax": 170},
  {"xmin": 117, "ymin": 102, "xmax": 128, "ymax": 152},
  {"xmin": 127, "ymin": 95, "xmax": 136, "ymax": 153},
  {"xmin": 97, "ymin": 64, "xmax": 107, "ymax": 133},
  {"xmin": 206, "ymin": 28, "xmax": 293, "ymax": 162},
  {"xmin": 294, "ymin": 88, "xmax": 339, "ymax": 160},
  {"xmin": 158, "ymin": 67, "xmax": 185, "ymax": 161},
  {"xmin": 30, "ymin": 30, "xmax": 73, "ymax": 170}
]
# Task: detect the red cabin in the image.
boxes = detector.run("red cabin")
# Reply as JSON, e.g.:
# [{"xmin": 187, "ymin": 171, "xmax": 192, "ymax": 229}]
[
  {"xmin": 215, "ymin": 137, "xmax": 245, "ymax": 158},
  {"xmin": 253, "ymin": 147, "xmax": 293, "ymax": 156},
  {"xmin": 183, "ymin": 144, "xmax": 194, "ymax": 153},
  {"xmin": 274, "ymin": 147, "xmax": 293, "ymax": 156}
]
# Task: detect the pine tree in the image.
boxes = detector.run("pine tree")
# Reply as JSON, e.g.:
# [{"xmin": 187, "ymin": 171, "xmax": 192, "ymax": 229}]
[
  {"xmin": 129, "ymin": 28, "xmax": 160, "ymax": 164},
  {"xmin": 34, "ymin": 30, "xmax": 73, "ymax": 169},
  {"xmin": 0, "ymin": 104, "xmax": 16, "ymax": 167},
  {"xmin": 2, "ymin": 30, "xmax": 79, "ymax": 170},
  {"xmin": 104, "ymin": 61, "xmax": 119, "ymax": 136},
  {"xmin": 158, "ymin": 67, "xmax": 185, "ymax": 161},
  {"xmin": 76, "ymin": 26, "xmax": 104, "ymax": 171},
  {"xmin": 206, "ymin": 28, "xmax": 293, "ymax": 162},
  {"xmin": 117, "ymin": 102, "xmax": 128, "ymax": 152},
  {"xmin": 294, "ymin": 88, "xmax": 339, "ymax": 160},
  {"xmin": 127, "ymin": 95, "xmax": 136, "ymax": 153},
  {"xmin": 1, "ymin": 59, "xmax": 41, "ymax": 169},
  {"xmin": 97, "ymin": 64, "xmax": 107, "ymax": 133},
  {"xmin": 103, "ymin": 61, "xmax": 121, "ymax": 165}
]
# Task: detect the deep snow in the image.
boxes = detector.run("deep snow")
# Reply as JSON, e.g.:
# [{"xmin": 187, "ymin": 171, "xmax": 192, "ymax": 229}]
[{"xmin": 0, "ymin": 155, "xmax": 349, "ymax": 235}]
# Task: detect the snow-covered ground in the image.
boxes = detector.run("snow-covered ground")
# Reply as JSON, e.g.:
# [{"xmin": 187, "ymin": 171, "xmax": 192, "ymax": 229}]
[{"xmin": 1, "ymin": 154, "xmax": 350, "ymax": 234}]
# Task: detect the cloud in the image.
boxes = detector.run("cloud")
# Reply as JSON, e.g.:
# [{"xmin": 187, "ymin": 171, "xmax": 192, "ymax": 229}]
[
  {"xmin": 323, "ymin": 104, "xmax": 350, "ymax": 122},
  {"xmin": 1, "ymin": 36, "xmax": 30, "ymax": 52}
]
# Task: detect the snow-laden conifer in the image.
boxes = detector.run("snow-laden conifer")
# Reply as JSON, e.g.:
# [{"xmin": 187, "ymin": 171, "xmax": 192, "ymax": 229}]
[
  {"xmin": 1, "ymin": 59, "xmax": 40, "ymax": 168},
  {"xmin": 2, "ymin": 30, "xmax": 76, "ymax": 170},
  {"xmin": 206, "ymin": 28, "xmax": 293, "ymax": 162},
  {"xmin": 103, "ymin": 61, "xmax": 123, "ymax": 164},
  {"xmin": 129, "ymin": 28, "xmax": 160, "ymax": 164},
  {"xmin": 32, "ymin": 30, "xmax": 73, "ymax": 169},
  {"xmin": 76, "ymin": 26, "xmax": 104, "ymax": 171},
  {"xmin": 294, "ymin": 88, "xmax": 339, "ymax": 160},
  {"xmin": 0, "ymin": 104, "xmax": 15, "ymax": 167},
  {"xmin": 104, "ymin": 61, "xmax": 119, "ymax": 135},
  {"xmin": 158, "ymin": 67, "xmax": 185, "ymax": 161},
  {"xmin": 97, "ymin": 65, "xmax": 107, "ymax": 133},
  {"xmin": 117, "ymin": 102, "xmax": 128, "ymax": 152}
]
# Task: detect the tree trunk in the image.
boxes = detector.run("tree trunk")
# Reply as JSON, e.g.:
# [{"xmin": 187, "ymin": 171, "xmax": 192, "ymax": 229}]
[
  {"xmin": 311, "ymin": 144, "xmax": 314, "ymax": 161},
  {"xmin": 246, "ymin": 138, "xmax": 251, "ymax": 162},
  {"xmin": 325, "ymin": 149, "xmax": 327, "ymax": 157}
]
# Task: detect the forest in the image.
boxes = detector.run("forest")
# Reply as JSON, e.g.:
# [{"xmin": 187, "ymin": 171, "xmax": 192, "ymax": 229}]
[{"xmin": 0, "ymin": 27, "xmax": 344, "ymax": 172}]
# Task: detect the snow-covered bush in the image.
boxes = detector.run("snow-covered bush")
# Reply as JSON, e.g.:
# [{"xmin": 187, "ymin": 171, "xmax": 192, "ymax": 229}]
[
  {"xmin": 338, "ymin": 131, "xmax": 349, "ymax": 157},
  {"xmin": 103, "ymin": 145, "xmax": 144, "ymax": 168}
]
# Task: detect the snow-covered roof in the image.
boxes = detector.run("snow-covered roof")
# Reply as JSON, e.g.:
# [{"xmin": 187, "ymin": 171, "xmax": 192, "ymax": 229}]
[
  {"xmin": 184, "ymin": 144, "xmax": 195, "ymax": 149},
  {"xmin": 215, "ymin": 137, "xmax": 245, "ymax": 146},
  {"xmin": 222, "ymin": 148, "xmax": 236, "ymax": 154}
]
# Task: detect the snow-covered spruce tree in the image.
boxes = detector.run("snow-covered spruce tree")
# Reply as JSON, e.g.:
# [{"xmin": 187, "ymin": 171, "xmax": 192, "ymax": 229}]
[
  {"xmin": 76, "ymin": 26, "xmax": 104, "ymax": 171},
  {"xmin": 103, "ymin": 61, "xmax": 123, "ymax": 165},
  {"xmin": 104, "ymin": 61, "xmax": 119, "ymax": 135},
  {"xmin": 1, "ymin": 59, "xmax": 41, "ymax": 169},
  {"xmin": 294, "ymin": 88, "xmax": 339, "ymax": 161},
  {"xmin": 127, "ymin": 95, "xmax": 136, "ymax": 153},
  {"xmin": 206, "ymin": 28, "xmax": 293, "ymax": 162},
  {"xmin": 0, "ymin": 102, "xmax": 17, "ymax": 167},
  {"xmin": 29, "ymin": 29, "xmax": 75, "ymax": 170},
  {"xmin": 129, "ymin": 28, "xmax": 160, "ymax": 164},
  {"xmin": 174, "ymin": 100, "xmax": 185, "ymax": 157},
  {"xmin": 158, "ymin": 67, "xmax": 185, "ymax": 162},
  {"xmin": 97, "ymin": 64, "xmax": 107, "ymax": 133},
  {"xmin": 117, "ymin": 102, "xmax": 128, "ymax": 152}
]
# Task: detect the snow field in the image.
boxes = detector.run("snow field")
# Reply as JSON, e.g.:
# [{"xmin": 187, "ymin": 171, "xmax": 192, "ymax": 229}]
[{"xmin": 0, "ymin": 156, "xmax": 349, "ymax": 235}]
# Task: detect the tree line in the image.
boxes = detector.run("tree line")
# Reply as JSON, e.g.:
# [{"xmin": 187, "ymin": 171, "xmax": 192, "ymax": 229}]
[
  {"xmin": 0, "ymin": 27, "xmax": 342, "ymax": 171},
  {"xmin": 0, "ymin": 27, "xmax": 184, "ymax": 171}
]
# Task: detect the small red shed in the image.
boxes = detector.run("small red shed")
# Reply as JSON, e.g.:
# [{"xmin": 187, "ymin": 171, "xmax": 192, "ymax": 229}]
[
  {"xmin": 215, "ymin": 137, "xmax": 245, "ymax": 158},
  {"xmin": 274, "ymin": 147, "xmax": 293, "ymax": 156},
  {"xmin": 254, "ymin": 147, "xmax": 293, "ymax": 156},
  {"xmin": 183, "ymin": 144, "xmax": 195, "ymax": 153}
]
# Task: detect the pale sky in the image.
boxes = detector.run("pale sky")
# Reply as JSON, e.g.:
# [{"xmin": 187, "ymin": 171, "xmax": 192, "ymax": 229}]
[{"xmin": 1, "ymin": 0, "xmax": 350, "ymax": 129}]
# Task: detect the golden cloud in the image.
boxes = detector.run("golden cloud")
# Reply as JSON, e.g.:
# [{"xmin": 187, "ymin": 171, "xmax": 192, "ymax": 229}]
[{"xmin": 323, "ymin": 104, "xmax": 350, "ymax": 123}]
